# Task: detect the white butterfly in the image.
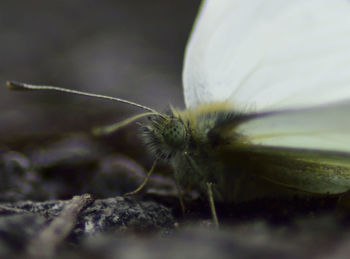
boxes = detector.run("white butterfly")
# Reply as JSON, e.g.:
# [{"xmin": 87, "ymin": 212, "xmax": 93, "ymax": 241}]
[
  {"xmin": 179, "ymin": 0, "xmax": 350, "ymax": 197},
  {"xmin": 7, "ymin": 0, "xmax": 350, "ymax": 225}
]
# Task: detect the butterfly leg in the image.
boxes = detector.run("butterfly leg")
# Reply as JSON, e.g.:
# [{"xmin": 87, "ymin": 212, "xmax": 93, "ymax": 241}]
[
  {"xmin": 183, "ymin": 151, "xmax": 220, "ymax": 226},
  {"xmin": 124, "ymin": 159, "xmax": 158, "ymax": 196},
  {"xmin": 174, "ymin": 179, "xmax": 186, "ymax": 215},
  {"xmin": 207, "ymin": 182, "xmax": 219, "ymax": 228}
]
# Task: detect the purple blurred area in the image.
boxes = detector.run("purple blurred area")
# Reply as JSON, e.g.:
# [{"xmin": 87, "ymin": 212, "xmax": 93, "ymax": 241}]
[{"xmin": 0, "ymin": 0, "xmax": 200, "ymax": 143}]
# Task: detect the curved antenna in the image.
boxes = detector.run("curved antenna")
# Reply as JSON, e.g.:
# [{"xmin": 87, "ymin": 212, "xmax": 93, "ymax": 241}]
[{"xmin": 6, "ymin": 81, "xmax": 159, "ymax": 114}]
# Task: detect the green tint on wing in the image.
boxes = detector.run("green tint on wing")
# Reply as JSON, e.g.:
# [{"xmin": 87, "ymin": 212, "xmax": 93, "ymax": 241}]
[{"xmin": 220, "ymin": 145, "xmax": 350, "ymax": 195}]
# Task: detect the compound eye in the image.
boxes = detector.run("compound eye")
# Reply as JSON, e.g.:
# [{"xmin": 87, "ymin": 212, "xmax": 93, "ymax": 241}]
[{"xmin": 163, "ymin": 119, "xmax": 186, "ymax": 148}]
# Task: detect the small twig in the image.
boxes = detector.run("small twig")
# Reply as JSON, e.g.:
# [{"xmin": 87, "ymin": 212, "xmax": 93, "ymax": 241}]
[
  {"xmin": 0, "ymin": 205, "xmax": 32, "ymax": 215},
  {"xmin": 27, "ymin": 193, "xmax": 94, "ymax": 258}
]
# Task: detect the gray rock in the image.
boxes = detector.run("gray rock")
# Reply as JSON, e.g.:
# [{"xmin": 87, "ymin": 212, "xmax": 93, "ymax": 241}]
[{"xmin": 0, "ymin": 194, "xmax": 174, "ymax": 257}]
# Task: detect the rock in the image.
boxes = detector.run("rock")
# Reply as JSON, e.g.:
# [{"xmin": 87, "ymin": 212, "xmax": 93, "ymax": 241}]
[{"xmin": 0, "ymin": 194, "xmax": 174, "ymax": 257}]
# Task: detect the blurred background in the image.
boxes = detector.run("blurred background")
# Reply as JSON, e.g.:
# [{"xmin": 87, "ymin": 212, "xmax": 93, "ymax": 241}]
[
  {"xmin": 0, "ymin": 0, "xmax": 201, "ymax": 201},
  {"xmin": 0, "ymin": 0, "xmax": 200, "ymax": 140}
]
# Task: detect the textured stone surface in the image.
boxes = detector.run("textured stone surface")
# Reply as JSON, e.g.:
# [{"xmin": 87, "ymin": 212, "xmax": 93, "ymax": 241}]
[
  {"xmin": 0, "ymin": 195, "xmax": 175, "ymax": 257},
  {"xmin": 1, "ymin": 196, "xmax": 174, "ymax": 234}
]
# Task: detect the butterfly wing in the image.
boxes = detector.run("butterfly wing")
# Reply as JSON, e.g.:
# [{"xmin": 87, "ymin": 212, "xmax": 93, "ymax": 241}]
[
  {"xmin": 218, "ymin": 143, "xmax": 350, "ymax": 195},
  {"xmin": 220, "ymin": 102, "xmax": 350, "ymax": 195},
  {"xmin": 236, "ymin": 101, "xmax": 350, "ymax": 153},
  {"xmin": 183, "ymin": 0, "xmax": 350, "ymax": 111}
]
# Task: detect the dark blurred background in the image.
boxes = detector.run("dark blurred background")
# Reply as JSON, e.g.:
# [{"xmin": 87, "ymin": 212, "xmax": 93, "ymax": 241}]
[
  {"xmin": 0, "ymin": 0, "xmax": 200, "ymax": 142},
  {"xmin": 0, "ymin": 0, "xmax": 201, "ymax": 201}
]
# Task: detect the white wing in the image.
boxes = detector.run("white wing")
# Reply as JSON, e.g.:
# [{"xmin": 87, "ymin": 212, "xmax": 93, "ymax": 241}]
[
  {"xmin": 237, "ymin": 101, "xmax": 350, "ymax": 152},
  {"xmin": 183, "ymin": 0, "xmax": 350, "ymax": 111}
]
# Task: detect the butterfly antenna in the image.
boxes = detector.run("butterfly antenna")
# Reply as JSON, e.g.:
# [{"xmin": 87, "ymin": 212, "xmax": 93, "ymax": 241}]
[{"xmin": 6, "ymin": 81, "xmax": 160, "ymax": 114}]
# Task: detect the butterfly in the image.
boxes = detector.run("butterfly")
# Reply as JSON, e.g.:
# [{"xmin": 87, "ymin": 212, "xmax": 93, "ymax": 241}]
[{"xmin": 7, "ymin": 0, "xmax": 350, "ymax": 227}]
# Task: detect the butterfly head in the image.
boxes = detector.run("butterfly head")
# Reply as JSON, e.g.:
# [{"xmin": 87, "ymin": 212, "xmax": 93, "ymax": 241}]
[{"xmin": 141, "ymin": 112, "xmax": 190, "ymax": 160}]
